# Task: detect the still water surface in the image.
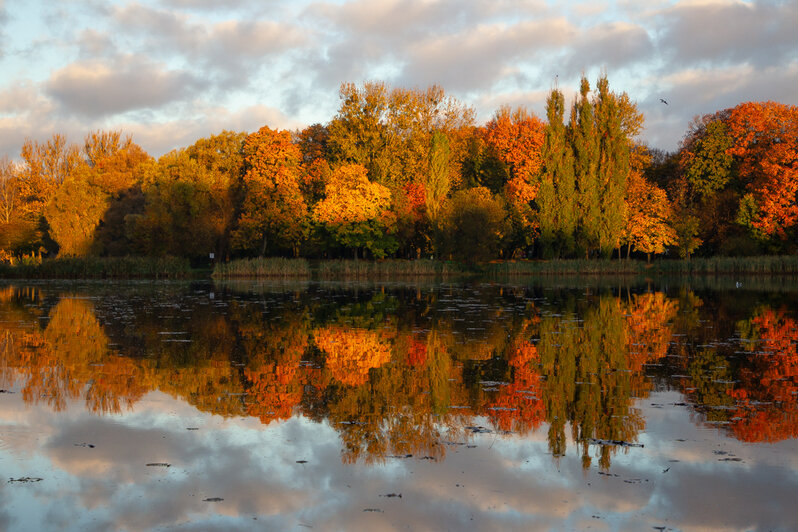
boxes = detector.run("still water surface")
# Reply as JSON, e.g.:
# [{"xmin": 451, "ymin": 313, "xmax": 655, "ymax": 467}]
[{"xmin": 1, "ymin": 279, "xmax": 797, "ymax": 531}]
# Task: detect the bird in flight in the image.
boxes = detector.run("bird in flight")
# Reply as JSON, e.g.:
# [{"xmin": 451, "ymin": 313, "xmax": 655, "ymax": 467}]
[{"xmin": 660, "ymin": 98, "xmax": 668, "ymax": 105}]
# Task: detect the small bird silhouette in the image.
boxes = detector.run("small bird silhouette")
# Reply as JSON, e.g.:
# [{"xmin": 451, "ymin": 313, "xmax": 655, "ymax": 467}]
[{"xmin": 660, "ymin": 98, "xmax": 668, "ymax": 105}]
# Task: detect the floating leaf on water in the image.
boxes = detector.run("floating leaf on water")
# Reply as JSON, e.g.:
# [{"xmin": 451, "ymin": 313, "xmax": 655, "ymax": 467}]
[
  {"xmin": 588, "ymin": 438, "xmax": 643, "ymax": 448},
  {"xmin": 9, "ymin": 477, "xmax": 43, "ymax": 483},
  {"xmin": 74, "ymin": 443, "xmax": 95, "ymax": 448},
  {"xmin": 363, "ymin": 508, "xmax": 383, "ymax": 513},
  {"xmin": 296, "ymin": 460, "xmax": 308, "ymax": 464},
  {"xmin": 146, "ymin": 463, "xmax": 171, "ymax": 467},
  {"xmin": 203, "ymin": 497, "xmax": 224, "ymax": 502},
  {"xmin": 380, "ymin": 493, "xmax": 402, "ymax": 498}
]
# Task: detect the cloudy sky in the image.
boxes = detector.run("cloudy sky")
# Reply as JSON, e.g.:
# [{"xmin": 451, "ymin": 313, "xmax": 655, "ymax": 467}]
[{"xmin": 1, "ymin": 0, "xmax": 796, "ymax": 159}]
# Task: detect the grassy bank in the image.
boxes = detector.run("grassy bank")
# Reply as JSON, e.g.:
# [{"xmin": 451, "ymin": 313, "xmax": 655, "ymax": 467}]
[{"xmin": 0, "ymin": 256, "xmax": 193, "ymax": 279}]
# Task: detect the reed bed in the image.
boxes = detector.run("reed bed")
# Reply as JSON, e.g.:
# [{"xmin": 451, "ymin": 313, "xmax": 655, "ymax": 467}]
[
  {"xmin": 0, "ymin": 256, "xmax": 192, "ymax": 279},
  {"xmin": 314, "ymin": 259, "xmax": 470, "ymax": 280},
  {"xmin": 486, "ymin": 256, "xmax": 798, "ymax": 277},
  {"xmin": 6, "ymin": 255, "xmax": 796, "ymax": 280},
  {"xmin": 646, "ymin": 255, "xmax": 798, "ymax": 275},
  {"xmin": 212, "ymin": 257, "xmax": 311, "ymax": 278}
]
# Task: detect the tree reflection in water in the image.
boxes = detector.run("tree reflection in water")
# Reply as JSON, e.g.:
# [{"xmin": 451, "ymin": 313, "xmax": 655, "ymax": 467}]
[{"xmin": 1, "ymin": 282, "xmax": 797, "ymax": 469}]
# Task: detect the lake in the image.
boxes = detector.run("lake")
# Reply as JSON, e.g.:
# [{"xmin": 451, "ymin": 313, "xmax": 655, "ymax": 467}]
[{"xmin": 1, "ymin": 278, "xmax": 797, "ymax": 531}]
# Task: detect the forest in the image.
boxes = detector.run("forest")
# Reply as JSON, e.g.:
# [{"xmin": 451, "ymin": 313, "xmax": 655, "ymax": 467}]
[{"xmin": 1, "ymin": 76, "xmax": 796, "ymax": 265}]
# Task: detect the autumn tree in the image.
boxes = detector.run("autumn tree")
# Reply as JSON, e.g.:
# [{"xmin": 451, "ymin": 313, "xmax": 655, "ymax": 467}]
[
  {"xmin": 16, "ymin": 134, "xmax": 82, "ymax": 254},
  {"xmin": 327, "ymin": 82, "xmax": 473, "ymax": 191},
  {"xmin": 437, "ymin": 187, "xmax": 508, "ymax": 262},
  {"xmin": 313, "ymin": 164, "xmax": 398, "ymax": 258},
  {"xmin": 45, "ymin": 131, "xmax": 150, "ymax": 256},
  {"xmin": 232, "ymin": 125, "xmax": 308, "ymax": 257},
  {"xmin": 726, "ymin": 102, "xmax": 798, "ymax": 244},
  {"xmin": 0, "ymin": 157, "xmax": 35, "ymax": 255},
  {"xmin": 623, "ymin": 146, "xmax": 675, "ymax": 261},
  {"xmin": 594, "ymin": 75, "xmax": 632, "ymax": 257},
  {"xmin": 131, "ymin": 151, "xmax": 220, "ymax": 257},
  {"xmin": 539, "ymin": 88, "xmax": 575, "ymax": 257},
  {"xmin": 425, "ymin": 130, "xmax": 451, "ymax": 225},
  {"xmin": 184, "ymin": 130, "xmax": 247, "ymax": 258},
  {"xmin": 672, "ymin": 205, "xmax": 702, "ymax": 260},
  {"xmin": 483, "ymin": 106, "xmax": 545, "ymax": 254},
  {"xmin": 569, "ymin": 77, "xmax": 600, "ymax": 255}
]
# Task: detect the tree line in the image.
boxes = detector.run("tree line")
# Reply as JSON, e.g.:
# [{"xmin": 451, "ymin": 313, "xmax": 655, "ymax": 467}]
[{"xmin": 1, "ymin": 77, "xmax": 796, "ymax": 263}]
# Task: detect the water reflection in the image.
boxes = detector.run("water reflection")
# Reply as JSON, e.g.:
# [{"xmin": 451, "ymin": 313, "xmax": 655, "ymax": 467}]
[{"xmin": 2, "ymin": 281, "xmax": 797, "ymax": 472}]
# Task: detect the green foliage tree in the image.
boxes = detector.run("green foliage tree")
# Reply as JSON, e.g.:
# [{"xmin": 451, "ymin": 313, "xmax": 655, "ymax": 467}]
[
  {"xmin": 683, "ymin": 118, "xmax": 735, "ymax": 200},
  {"xmin": 437, "ymin": 187, "xmax": 508, "ymax": 262},
  {"xmin": 594, "ymin": 75, "xmax": 632, "ymax": 257},
  {"xmin": 569, "ymin": 77, "xmax": 601, "ymax": 256},
  {"xmin": 132, "ymin": 151, "xmax": 220, "ymax": 258},
  {"xmin": 425, "ymin": 131, "xmax": 450, "ymax": 225},
  {"xmin": 539, "ymin": 88, "xmax": 575, "ymax": 257}
]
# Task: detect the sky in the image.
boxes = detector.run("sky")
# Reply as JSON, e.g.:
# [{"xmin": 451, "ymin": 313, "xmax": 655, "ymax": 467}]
[
  {"xmin": 1, "ymin": 0, "xmax": 797, "ymax": 160},
  {"xmin": 3, "ymin": 388, "xmax": 798, "ymax": 531}
]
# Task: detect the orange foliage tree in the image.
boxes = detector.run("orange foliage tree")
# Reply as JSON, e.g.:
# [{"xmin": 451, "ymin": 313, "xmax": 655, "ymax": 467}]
[
  {"xmin": 624, "ymin": 147, "xmax": 676, "ymax": 260},
  {"xmin": 482, "ymin": 106, "xmax": 545, "ymax": 250},
  {"xmin": 232, "ymin": 125, "xmax": 308, "ymax": 256},
  {"xmin": 726, "ymin": 102, "xmax": 798, "ymax": 240}
]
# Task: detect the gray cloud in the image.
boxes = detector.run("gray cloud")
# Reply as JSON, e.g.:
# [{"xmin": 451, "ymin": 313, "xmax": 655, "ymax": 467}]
[
  {"xmin": 76, "ymin": 29, "xmax": 117, "ymax": 59},
  {"xmin": 45, "ymin": 54, "xmax": 203, "ymax": 117},
  {"xmin": 399, "ymin": 18, "xmax": 574, "ymax": 92},
  {"xmin": 158, "ymin": 0, "xmax": 257, "ymax": 10},
  {"xmin": 655, "ymin": 0, "xmax": 798, "ymax": 69},
  {"xmin": 565, "ymin": 22, "xmax": 654, "ymax": 74},
  {"xmin": 113, "ymin": 3, "xmax": 306, "ymax": 84}
]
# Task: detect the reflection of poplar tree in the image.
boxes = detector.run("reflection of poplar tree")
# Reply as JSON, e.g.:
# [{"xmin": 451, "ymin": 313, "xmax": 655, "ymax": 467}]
[
  {"xmin": 538, "ymin": 295, "xmax": 644, "ymax": 470},
  {"xmin": 426, "ymin": 330, "xmax": 451, "ymax": 415}
]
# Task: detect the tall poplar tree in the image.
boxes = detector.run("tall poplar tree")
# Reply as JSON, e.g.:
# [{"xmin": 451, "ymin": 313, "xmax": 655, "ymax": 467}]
[
  {"xmin": 594, "ymin": 75, "xmax": 630, "ymax": 257},
  {"xmin": 569, "ymin": 77, "xmax": 600, "ymax": 256},
  {"xmin": 425, "ymin": 131, "xmax": 450, "ymax": 224},
  {"xmin": 539, "ymin": 88, "xmax": 575, "ymax": 257}
]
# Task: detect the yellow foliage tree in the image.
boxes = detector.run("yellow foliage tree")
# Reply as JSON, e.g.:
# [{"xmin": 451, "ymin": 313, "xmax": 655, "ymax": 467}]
[{"xmin": 313, "ymin": 164, "xmax": 398, "ymax": 258}]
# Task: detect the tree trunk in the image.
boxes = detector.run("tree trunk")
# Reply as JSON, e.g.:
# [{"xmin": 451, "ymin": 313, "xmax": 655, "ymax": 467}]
[{"xmin": 259, "ymin": 233, "xmax": 268, "ymax": 257}]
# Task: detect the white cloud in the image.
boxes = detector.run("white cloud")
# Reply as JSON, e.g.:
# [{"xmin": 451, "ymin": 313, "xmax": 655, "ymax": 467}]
[{"xmin": 45, "ymin": 55, "xmax": 203, "ymax": 117}]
